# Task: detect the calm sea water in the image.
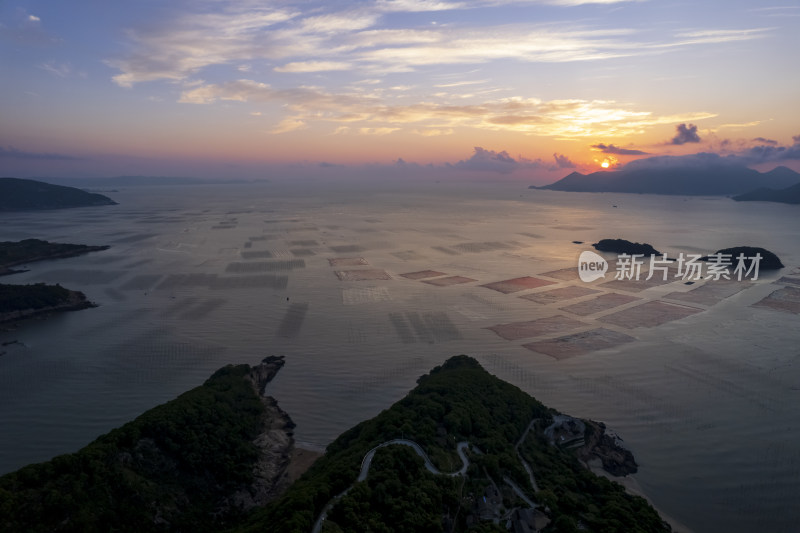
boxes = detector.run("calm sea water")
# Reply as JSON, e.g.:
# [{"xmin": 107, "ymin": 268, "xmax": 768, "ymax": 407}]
[{"xmin": 1, "ymin": 180, "xmax": 799, "ymax": 532}]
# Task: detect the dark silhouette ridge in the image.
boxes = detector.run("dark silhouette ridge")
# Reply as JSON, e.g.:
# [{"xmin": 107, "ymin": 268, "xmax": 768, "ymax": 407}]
[
  {"xmin": 0, "ymin": 177, "xmax": 117, "ymax": 211},
  {"xmin": 531, "ymin": 158, "xmax": 800, "ymax": 196}
]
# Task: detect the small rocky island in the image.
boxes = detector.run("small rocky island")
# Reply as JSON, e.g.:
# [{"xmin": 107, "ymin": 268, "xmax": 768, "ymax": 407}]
[
  {"xmin": 0, "ymin": 239, "xmax": 110, "ymax": 326},
  {"xmin": 0, "ymin": 282, "xmax": 94, "ymax": 325},
  {"xmin": 0, "ymin": 177, "xmax": 117, "ymax": 211},
  {"xmin": 703, "ymin": 246, "xmax": 784, "ymax": 270},
  {"xmin": 593, "ymin": 238, "xmax": 661, "ymax": 256},
  {"xmin": 0, "ymin": 238, "xmax": 110, "ymax": 276}
]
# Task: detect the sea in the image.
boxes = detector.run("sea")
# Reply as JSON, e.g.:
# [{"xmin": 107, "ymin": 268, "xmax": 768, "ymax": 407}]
[{"xmin": 1, "ymin": 179, "xmax": 798, "ymax": 533}]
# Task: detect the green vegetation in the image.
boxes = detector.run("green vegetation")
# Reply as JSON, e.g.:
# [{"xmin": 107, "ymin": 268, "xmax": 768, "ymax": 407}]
[
  {"xmin": 522, "ymin": 432, "xmax": 666, "ymax": 532},
  {"xmin": 0, "ymin": 282, "xmax": 87, "ymax": 314},
  {"xmin": 0, "ymin": 356, "xmax": 671, "ymax": 532},
  {"xmin": 0, "ymin": 177, "xmax": 117, "ymax": 211},
  {"xmin": 0, "ymin": 238, "xmax": 110, "ymax": 274},
  {"xmin": 239, "ymin": 355, "xmax": 670, "ymax": 533},
  {"xmin": 0, "ymin": 364, "xmax": 267, "ymax": 532},
  {"xmin": 0, "ymin": 239, "xmax": 110, "ymax": 321}
]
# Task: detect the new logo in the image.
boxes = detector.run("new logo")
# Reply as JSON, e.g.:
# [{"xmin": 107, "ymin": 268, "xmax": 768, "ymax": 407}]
[{"xmin": 578, "ymin": 251, "xmax": 608, "ymax": 282}]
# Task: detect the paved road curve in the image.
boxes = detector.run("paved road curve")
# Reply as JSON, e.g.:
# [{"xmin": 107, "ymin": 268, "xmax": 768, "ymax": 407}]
[
  {"xmin": 313, "ymin": 439, "xmax": 473, "ymax": 533},
  {"xmin": 312, "ymin": 420, "xmax": 542, "ymax": 533}
]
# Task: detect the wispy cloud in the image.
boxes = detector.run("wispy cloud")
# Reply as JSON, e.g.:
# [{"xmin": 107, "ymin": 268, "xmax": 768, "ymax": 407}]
[
  {"xmin": 106, "ymin": 2, "xmax": 770, "ymax": 88},
  {"xmin": 106, "ymin": 8, "xmax": 299, "ymax": 87},
  {"xmin": 178, "ymin": 79, "xmax": 715, "ymax": 138},
  {"xmin": 669, "ymin": 28, "xmax": 771, "ymax": 46},
  {"xmin": 591, "ymin": 142, "xmax": 648, "ymax": 155},
  {"xmin": 38, "ymin": 61, "xmax": 73, "ymax": 78},
  {"xmin": 274, "ymin": 61, "xmax": 352, "ymax": 73},
  {"xmin": 376, "ymin": 0, "xmax": 467, "ymax": 12}
]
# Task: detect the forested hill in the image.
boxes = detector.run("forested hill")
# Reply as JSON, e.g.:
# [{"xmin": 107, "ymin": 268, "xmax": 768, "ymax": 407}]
[
  {"xmin": 0, "ymin": 355, "xmax": 670, "ymax": 532},
  {"xmin": 239, "ymin": 355, "xmax": 670, "ymax": 533},
  {"xmin": 0, "ymin": 177, "xmax": 117, "ymax": 211},
  {"xmin": 0, "ymin": 357, "xmax": 294, "ymax": 533}
]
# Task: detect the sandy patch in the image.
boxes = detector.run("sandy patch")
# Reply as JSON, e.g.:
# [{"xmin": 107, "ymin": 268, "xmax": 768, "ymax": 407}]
[
  {"xmin": 287, "ymin": 448, "xmax": 324, "ymax": 484},
  {"xmin": 586, "ymin": 459, "xmax": 694, "ymax": 533}
]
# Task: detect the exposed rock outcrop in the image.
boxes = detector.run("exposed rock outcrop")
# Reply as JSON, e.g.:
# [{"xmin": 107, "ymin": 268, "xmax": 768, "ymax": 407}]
[
  {"xmin": 579, "ymin": 421, "xmax": 638, "ymax": 477},
  {"xmin": 229, "ymin": 356, "xmax": 296, "ymax": 509}
]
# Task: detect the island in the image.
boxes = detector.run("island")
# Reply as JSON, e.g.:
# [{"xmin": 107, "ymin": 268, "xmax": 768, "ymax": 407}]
[
  {"xmin": 593, "ymin": 239, "xmax": 661, "ymax": 256},
  {"xmin": 0, "ymin": 355, "xmax": 671, "ymax": 532},
  {"xmin": 0, "ymin": 239, "xmax": 110, "ymax": 276},
  {"xmin": 531, "ymin": 155, "xmax": 800, "ymax": 196},
  {"xmin": 0, "ymin": 177, "xmax": 117, "ymax": 211},
  {"xmin": 732, "ymin": 180, "xmax": 800, "ymax": 205},
  {"xmin": 702, "ymin": 246, "xmax": 784, "ymax": 270},
  {"xmin": 0, "ymin": 282, "xmax": 94, "ymax": 325}
]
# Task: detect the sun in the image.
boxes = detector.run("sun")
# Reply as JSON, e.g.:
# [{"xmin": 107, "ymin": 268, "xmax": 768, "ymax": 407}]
[{"xmin": 601, "ymin": 160, "xmax": 610, "ymax": 168}]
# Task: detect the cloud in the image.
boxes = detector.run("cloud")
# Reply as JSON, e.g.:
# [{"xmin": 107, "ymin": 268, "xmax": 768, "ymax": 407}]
[
  {"xmin": 448, "ymin": 146, "xmax": 569, "ymax": 174},
  {"xmin": 591, "ymin": 143, "xmax": 648, "ymax": 155},
  {"xmin": 274, "ymin": 61, "xmax": 352, "ymax": 73},
  {"xmin": 619, "ymin": 140, "xmax": 800, "ymax": 172},
  {"xmin": 671, "ymin": 28, "xmax": 770, "ymax": 46},
  {"xmin": 106, "ymin": 8, "xmax": 299, "ymax": 87},
  {"xmin": 670, "ymin": 123, "xmax": 701, "ymax": 145},
  {"xmin": 0, "ymin": 146, "xmax": 80, "ymax": 160},
  {"xmin": 376, "ymin": 0, "xmax": 467, "ymax": 12},
  {"xmin": 752, "ymin": 137, "xmax": 778, "ymax": 145},
  {"xmin": 622, "ymin": 152, "xmax": 738, "ymax": 171},
  {"xmin": 178, "ymin": 79, "xmax": 715, "ymax": 139},
  {"xmin": 0, "ymin": 9, "xmax": 59, "ymax": 46},
  {"xmin": 737, "ymin": 135, "xmax": 800, "ymax": 164},
  {"xmin": 38, "ymin": 61, "xmax": 72, "ymax": 78},
  {"xmin": 451, "ymin": 147, "xmax": 519, "ymax": 173},
  {"xmin": 553, "ymin": 153, "xmax": 576, "ymax": 168},
  {"xmin": 105, "ymin": 2, "xmax": 769, "ymax": 89}
]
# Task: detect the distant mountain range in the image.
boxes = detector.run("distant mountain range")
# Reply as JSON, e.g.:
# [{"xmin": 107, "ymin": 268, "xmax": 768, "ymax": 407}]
[
  {"xmin": 0, "ymin": 177, "xmax": 117, "ymax": 211},
  {"xmin": 732, "ymin": 182, "xmax": 800, "ymax": 204},
  {"xmin": 46, "ymin": 175, "xmax": 259, "ymax": 187},
  {"xmin": 532, "ymin": 154, "xmax": 800, "ymax": 196}
]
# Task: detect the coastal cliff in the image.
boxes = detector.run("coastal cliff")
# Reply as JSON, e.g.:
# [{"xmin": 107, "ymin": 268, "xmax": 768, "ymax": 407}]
[{"xmin": 0, "ymin": 356, "xmax": 295, "ymax": 532}]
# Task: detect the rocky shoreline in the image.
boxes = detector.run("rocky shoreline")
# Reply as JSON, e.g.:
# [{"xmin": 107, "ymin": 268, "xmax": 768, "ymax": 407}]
[
  {"xmin": 0, "ymin": 240, "xmax": 110, "ymax": 276},
  {"xmin": 578, "ymin": 420, "xmax": 638, "ymax": 476},
  {"xmin": 0, "ymin": 289, "xmax": 95, "ymax": 328},
  {"xmin": 229, "ymin": 356, "xmax": 298, "ymax": 510}
]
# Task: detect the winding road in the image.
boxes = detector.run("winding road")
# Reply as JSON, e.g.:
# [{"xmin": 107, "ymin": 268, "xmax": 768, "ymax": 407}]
[{"xmin": 312, "ymin": 422, "xmax": 541, "ymax": 533}]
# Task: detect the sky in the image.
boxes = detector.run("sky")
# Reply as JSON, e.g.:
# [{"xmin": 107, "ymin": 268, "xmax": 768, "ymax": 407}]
[{"xmin": 1, "ymin": 0, "xmax": 799, "ymax": 182}]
